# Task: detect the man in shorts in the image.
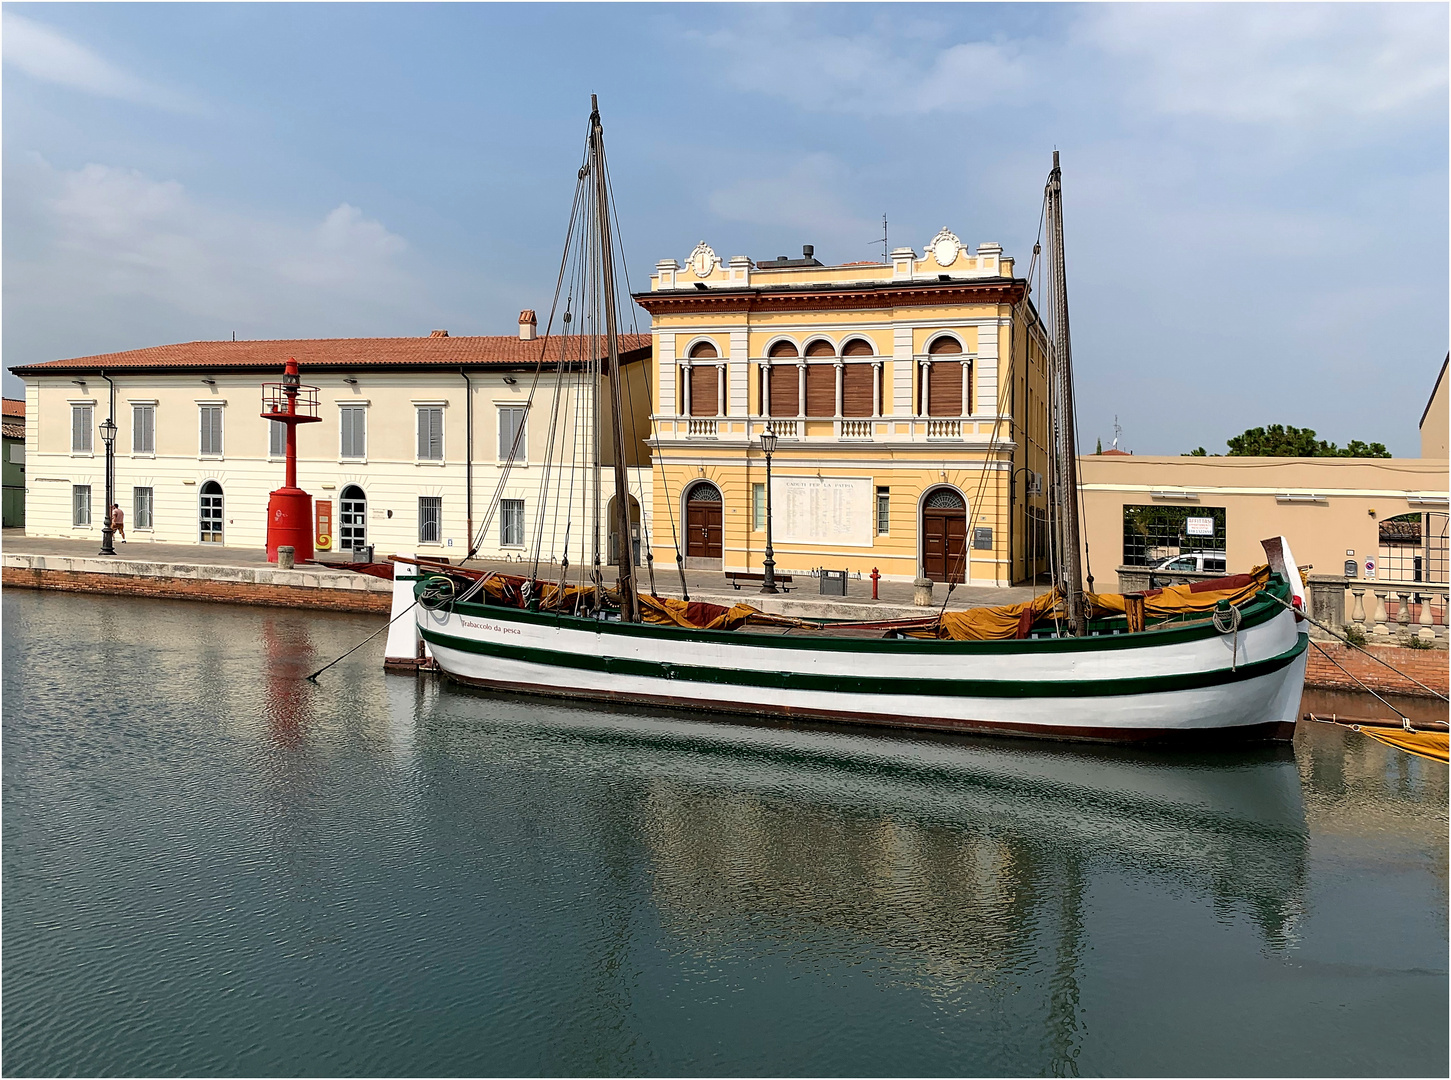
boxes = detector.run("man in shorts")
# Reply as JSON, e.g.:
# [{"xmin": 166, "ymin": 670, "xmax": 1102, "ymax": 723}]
[{"xmin": 110, "ymin": 503, "xmax": 125, "ymax": 542}]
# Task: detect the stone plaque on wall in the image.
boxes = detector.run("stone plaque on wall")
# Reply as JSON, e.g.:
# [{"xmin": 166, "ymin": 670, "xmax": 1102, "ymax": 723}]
[{"xmin": 772, "ymin": 476, "xmax": 873, "ymax": 548}]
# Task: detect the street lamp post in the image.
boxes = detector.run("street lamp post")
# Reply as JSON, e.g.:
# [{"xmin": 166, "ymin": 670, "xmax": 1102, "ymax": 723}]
[
  {"xmin": 760, "ymin": 427, "xmax": 778, "ymax": 594},
  {"xmin": 98, "ymin": 416, "xmax": 117, "ymax": 556}
]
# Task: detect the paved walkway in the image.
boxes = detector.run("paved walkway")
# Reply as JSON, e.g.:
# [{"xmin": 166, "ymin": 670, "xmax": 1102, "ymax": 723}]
[{"xmin": 2, "ymin": 529, "xmax": 1041, "ymax": 618}]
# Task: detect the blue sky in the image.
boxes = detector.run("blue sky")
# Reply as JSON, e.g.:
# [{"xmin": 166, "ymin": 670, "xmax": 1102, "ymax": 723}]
[{"xmin": 4, "ymin": 2, "xmax": 1447, "ymax": 455}]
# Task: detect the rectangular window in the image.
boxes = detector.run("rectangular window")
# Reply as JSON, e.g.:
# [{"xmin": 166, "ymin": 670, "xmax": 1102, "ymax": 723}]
[
  {"xmin": 752, "ymin": 483, "xmax": 765, "ymax": 531},
  {"xmin": 418, "ymin": 496, "xmax": 441, "ymax": 544},
  {"xmin": 497, "ymin": 407, "xmax": 526, "ymax": 464},
  {"xmin": 71, "ymin": 405, "xmax": 93, "ymax": 453},
  {"xmin": 340, "ymin": 406, "xmax": 366, "ymax": 459},
  {"xmin": 1122, "ymin": 505, "xmax": 1227, "ymax": 568},
  {"xmin": 417, "ymin": 407, "xmax": 444, "ymax": 461},
  {"xmin": 72, "ymin": 484, "xmax": 91, "ymax": 526},
  {"xmin": 269, "ymin": 419, "xmax": 286, "ymax": 458},
  {"xmin": 9, "ymin": 443, "xmax": 25, "ymax": 464},
  {"xmin": 500, "ymin": 499, "xmax": 525, "ymax": 547},
  {"xmin": 132, "ymin": 405, "xmax": 155, "ymax": 454},
  {"xmin": 876, "ymin": 487, "xmax": 890, "ymax": 535},
  {"xmin": 133, "ymin": 487, "xmax": 154, "ymax": 529},
  {"xmin": 199, "ymin": 405, "xmax": 223, "ymax": 456}
]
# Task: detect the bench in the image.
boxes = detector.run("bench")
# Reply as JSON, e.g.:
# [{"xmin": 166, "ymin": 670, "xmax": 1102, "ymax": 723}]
[{"xmin": 725, "ymin": 571, "xmax": 794, "ymax": 592}]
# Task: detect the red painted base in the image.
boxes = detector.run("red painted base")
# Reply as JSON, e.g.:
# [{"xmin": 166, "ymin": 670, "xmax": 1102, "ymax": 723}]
[{"xmin": 267, "ymin": 487, "xmax": 315, "ymax": 563}]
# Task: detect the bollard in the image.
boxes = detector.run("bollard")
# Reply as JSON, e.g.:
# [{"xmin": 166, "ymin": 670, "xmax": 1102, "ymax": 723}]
[
  {"xmin": 277, "ymin": 545, "xmax": 295, "ymax": 570},
  {"xmin": 870, "ymin": 567, "xmax": 880, "ymax": 600},
  {"xmin": 913, "ymin": 576, "xmax": 934, "ymax": 607}
]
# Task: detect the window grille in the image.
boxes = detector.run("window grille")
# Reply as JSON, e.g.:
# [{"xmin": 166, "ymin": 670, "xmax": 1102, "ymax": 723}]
[
  {"xmin": 1378, "ymin": 512, "xmax": 1449, "ymax": 585},
  {"xmin": 199, "ymin": 406, "xmax": 223, "ymax": 456},
  {"xmin": 133, "ymin": 487, "xmax": 153, "ymax": 529},
  {"xmin": 269, "ymin": 419, "xmax": 286, "ymax": 458},
  {"xmin": 752, "ymin": 483, "xmax": 765, "ymax": 531},
  {"xmin": 876, "ymin": 487, "xmax": 890, "ymax": 534},
  {"xmin": 925, "ymin": 488, "xmax": 965, "ymax": 510},
  {"xmin": 417, "ymin": 407, "xmax": 444, "ymax": 461},
  {"xmin": 72, "ymin": 484, "xmax": 91, "ymax": 526},
  {"xmin": 132, "ymin": 405, "xmax": 154, "ymax": 454},
  {"xmin": 1122, "ymin": 505, "xmax": 1226, "ymax": 567},
  {"xmin": 340, "ymin": 407, "xmax": 366, "ymax": 459},
  {"xmin": 71, "ymin": 405, "xmax": 93, "ymax": 453},
  {"xmin": 418, "ymin": 496, "xmax": 441, "ymax": 544},
  {"xmin": 498, "ymin": 407, "xmax": 527, "ymax": 463},
  {"xmin": 500, "ymin": 499, "xmax": 524, "ymax": 547}
]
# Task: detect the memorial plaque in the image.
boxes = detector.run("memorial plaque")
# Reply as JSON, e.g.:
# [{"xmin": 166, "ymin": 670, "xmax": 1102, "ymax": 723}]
[{"xmin": 772, "ymin": 476, "xmax": 872, "ymax": 547}]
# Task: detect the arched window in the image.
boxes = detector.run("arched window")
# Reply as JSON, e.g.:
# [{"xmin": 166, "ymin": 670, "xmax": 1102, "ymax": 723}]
[
  {"xmin": 340, "ymin": 484, "xmax": 366, "ymax": 551},
  {"xmin": 804, "ymin": 339, "xmax": 836, "ymax": 358},
  {"xmin": 687, "ymin": 340, "xmax": 720, "ymax": 417},
  {"xmin": 841, "ymin": 338, "xmax": 874, "ymax": 357},
  {"xmin": 766, "ymin": 343, "xmax": 799, "ymax": 417},
  {"xmin": 926, "ymin": 336, "xmax": 970, "ymax": 417},
  {"xmin": 840, "ymin": 338, "xmax": 876, "ymax": 417},
  {"xmin": 688, "ymin": 340, "xmax": 719, "ymax": 359},
  {"xmin": 767, "ymin": 340, "xmax": 799, "ymax": 358}
]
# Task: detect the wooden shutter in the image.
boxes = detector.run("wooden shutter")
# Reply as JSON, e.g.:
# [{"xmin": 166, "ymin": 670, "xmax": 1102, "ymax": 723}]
[
  {"xmin": 689, "ymin": 340, "xmax": 719, "ymax": 359},
  {"xmin": 804, "ymin": 340, "xmax": 835, "ymax": 358},
  {"xmin": 768, "ymin": 365, "xmax": 798, "ymax": 416},
  {"xmin": 841, "ymin": 338, "xmax": 873, "ymax": 357},
  {"xmin": 928, "ymin": 361, "xmax": 962, "ymax": 416},
  {"xmin": 842, "ymin": 364, "xmax": 874, "ymax": 417},
  {"xmin": 805, "ymin": 365, "xmax": 835, "ymax": 417},
  {"xmin": 690, "ymin": 365, "xmax": 718, "ymax": 416}
]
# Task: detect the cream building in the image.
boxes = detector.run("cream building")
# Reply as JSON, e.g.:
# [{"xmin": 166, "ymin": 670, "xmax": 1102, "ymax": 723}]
[
  {"xmin": 12, "ymin": 321, "xmax": 654, "ymax": 565},
  {"xmin": 634, "ymin": 232, "xmax": 1053, "ymax": 586}
]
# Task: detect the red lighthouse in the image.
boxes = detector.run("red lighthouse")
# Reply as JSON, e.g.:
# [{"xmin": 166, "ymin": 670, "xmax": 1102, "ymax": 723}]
[{"xmin": 262, "ymin": 357, "xmax": 322, "ymax": 562}]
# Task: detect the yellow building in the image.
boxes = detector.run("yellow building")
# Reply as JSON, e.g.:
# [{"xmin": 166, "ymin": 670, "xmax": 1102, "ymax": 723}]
[{"xmin": 633, "ymin": 232, "xmax": 1052, "ymax": 587}]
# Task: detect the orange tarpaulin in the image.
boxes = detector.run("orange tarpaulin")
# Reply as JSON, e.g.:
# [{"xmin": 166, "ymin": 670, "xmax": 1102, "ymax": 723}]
[
  {"xmin": 1357, "ymin": 726, "xmax": 1449, "ymax": 763},
  {"xmin": 1087, "ymin": 565, "xmax": 1271, "ymax": 619}
]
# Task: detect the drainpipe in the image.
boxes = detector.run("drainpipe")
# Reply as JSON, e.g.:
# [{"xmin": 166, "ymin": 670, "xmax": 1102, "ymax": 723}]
[{"xmin": 461, "ymin": 369, "xmax": 473, "ymax": 553}]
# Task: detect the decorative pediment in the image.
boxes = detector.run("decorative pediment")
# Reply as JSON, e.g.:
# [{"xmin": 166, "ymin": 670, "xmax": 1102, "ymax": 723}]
[
  {"xmin": 925, "ymin": 227, "xmax": 963, "ymax": 267},
  {"xmin": 686, "ymin": 240, "xmax": 719, "ymax": 278}
]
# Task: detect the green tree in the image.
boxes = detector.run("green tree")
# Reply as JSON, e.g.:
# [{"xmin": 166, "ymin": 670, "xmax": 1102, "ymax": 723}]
[
  {"xmin": 1216, "ymin": 424, "xmax": 1391, "ymax": 458},
  {"xmin": 1095, "ymin": 438, "xmax": 1102, "ymax": 454}
]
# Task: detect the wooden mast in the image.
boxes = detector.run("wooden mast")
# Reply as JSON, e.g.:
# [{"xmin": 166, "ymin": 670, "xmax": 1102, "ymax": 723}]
[
  {"xmin": 1046, "ymin": 151, "xmax": 1087, "ymax": 635},
  {"xmin": 590, "ymin": 95, "xmax": 640, "ymax": 622}
]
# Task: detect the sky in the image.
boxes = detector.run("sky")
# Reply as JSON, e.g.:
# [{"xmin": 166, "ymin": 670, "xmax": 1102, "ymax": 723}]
[{"xmin": 3, "ymin": 2, "xmax": 1447, "ymax": 456}]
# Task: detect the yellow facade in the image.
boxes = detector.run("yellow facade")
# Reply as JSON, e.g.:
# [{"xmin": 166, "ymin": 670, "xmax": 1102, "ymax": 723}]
[{"xmin": 634, "ymin": 233, "xmax": 1051, "ymax": 586}]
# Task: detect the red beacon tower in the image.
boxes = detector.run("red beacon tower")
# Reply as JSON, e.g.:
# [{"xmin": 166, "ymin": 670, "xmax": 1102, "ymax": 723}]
[{"xmin": 262, "ymin": 357, "xmax": 322, "ymax": 562}]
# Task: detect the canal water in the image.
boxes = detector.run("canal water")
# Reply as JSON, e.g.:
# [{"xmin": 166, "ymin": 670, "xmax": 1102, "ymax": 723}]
[{"xmin": 3, "ymin": 590, "xmax": 1446, "ymax": 1077}]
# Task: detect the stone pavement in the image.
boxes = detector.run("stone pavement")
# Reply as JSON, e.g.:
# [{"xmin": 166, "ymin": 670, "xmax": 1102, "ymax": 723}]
[{"xmin": 1, "ymin": 529, "xmax": 1041, "ymax": 620}]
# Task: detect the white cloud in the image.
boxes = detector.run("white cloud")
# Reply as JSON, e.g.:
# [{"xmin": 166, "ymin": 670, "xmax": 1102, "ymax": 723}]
[
  {"xmin": 689, "ymin": 12, "xmax": 1031, "ymax": 116},
  {"xmin": 6, "ymin": 154, "xmax": 420, "ymax": 336},
  {"xmin": 3, "ymin": 12, "xmax": 202, "ymax": 113},
  {"xmin": 1078, "ymin": 4, "xmax": 1448, "ymax": 125}
]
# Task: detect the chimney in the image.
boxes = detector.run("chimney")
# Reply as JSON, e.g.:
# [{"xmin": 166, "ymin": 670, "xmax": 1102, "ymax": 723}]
[
  {"xmin": 519, "ymin": 310, "xmax": 537, "ymax": 341},
  {"xmin": 430, "ymin": 329, "xmax": 449, "ymax": 337},
  {"xmin": 803, "ymin": 245, "xmax": 814, "ymax": 260}
]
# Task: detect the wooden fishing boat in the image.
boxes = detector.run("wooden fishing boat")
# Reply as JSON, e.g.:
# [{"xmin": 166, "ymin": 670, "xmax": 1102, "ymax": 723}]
[{"xmin": 395, "ymin": 101, "xmax": 1310, "ymax": 746}]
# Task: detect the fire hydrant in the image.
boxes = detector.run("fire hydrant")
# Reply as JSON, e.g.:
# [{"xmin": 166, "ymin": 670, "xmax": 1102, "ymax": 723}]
[{"xmin": 870, "ymin": 566, "xmax": 880, "ymax": 600}]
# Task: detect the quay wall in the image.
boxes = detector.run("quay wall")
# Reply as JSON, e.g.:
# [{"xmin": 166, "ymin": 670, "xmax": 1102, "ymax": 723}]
[
  {"xmin": 1305, "ymin": 641, "xmax": 1448, "ymax": 699},
  {"xmin": 2, "ymin": 554, "xmax": 390, "ymax": 614}
]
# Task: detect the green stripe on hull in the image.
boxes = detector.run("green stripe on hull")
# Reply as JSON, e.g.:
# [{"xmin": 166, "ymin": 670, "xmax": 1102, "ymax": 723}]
[
  {"xmin": 415, "ymin": 577, "xmax": 1291, "ymax": 655},
  {"xmin": 419, "ymin": 623, "xmax": 1309, "ymax": 700}
]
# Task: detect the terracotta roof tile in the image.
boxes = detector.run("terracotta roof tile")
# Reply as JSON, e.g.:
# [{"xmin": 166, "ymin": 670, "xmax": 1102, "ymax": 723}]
[
  {"xmin": 9, "ymin": 334, "xmax": 652, "ymax": 377},
  {"xmin": 2, "ymin": 398, "xmax": 23, "ymax": 418}
]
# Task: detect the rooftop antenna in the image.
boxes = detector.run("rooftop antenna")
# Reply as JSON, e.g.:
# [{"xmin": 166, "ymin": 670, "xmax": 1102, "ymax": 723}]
[
  {"xmin": 881, "ymin": 214, "xmax": 889, "ymax": 263},
  {"xmin": 1112, "ymin": 415, "xmax": 1121, "ymax": 451}
]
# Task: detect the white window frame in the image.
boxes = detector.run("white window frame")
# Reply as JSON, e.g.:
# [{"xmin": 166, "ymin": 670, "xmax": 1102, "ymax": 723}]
[
  {"xmin": 752, "ymin": 483, "xmax": 765, "ymax": 531},
  {"xmin": 197, "ymin": 402, "xmax": 225, "ymax": 458},
  {"xmin": 876, "ymin": 486, "xmax": 890, "ymax": 535},
  {"xmin": 418, "ymin": 496, "xmax": 442, "ymax": 544},
  {"xmin": 339, "ymin": 402, "xmax": 368, "ymax": 462},
  {"xmin": 416, "ymin": 404, "xmax": 445, "ymax": 464},
  {"xmin": 499, "ymin": 498, "xmax": 525, "ymax": 547},
  {"xmin": 133, "ymin": 486, "xmax": 154, "ymax": 530},
  {"xmin": 130, "ymin": 402, "xmax": 156, "ymax": 457},
  {"xmin": 497, "ymin": 406, "xmax": 528, "ymax": 466},
  {"xmin": 70, "ymin": 402, "xmax": 94, "ymax": 455},
  {"xmin": 72, "ymin": 484, "xmax": 92, "ymax": 527}
]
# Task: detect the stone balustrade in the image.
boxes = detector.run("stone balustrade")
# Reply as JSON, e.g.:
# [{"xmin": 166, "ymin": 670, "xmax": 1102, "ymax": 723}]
[{"xmin": 1306, "ymin": 574, "xmax": 1447, "ymax": 647}]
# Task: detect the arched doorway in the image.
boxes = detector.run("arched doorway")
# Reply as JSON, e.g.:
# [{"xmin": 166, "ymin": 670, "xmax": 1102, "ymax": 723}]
[
  {"xmin": 199, "ymin": 480, "xmax": 224, "ymax": 543},
  {"xmin": 608, "ymin": 495, "xmax": 642, "ymax": 567},
  {"xmin": 921, "ymin": 487, "xmax": 966, "ymax": 583},
  {"xmin": 339, "ymin": 485, "xmax": 367, "ymax": 551},
  {"xmin": 684, "ymin": 481, "xmax": 723, "ymax": 568}
]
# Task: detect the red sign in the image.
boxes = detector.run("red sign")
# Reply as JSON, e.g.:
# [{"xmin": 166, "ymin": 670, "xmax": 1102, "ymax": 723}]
[{"xmin": 315, "ymin": 499, "xmax": 333, "ymax": 550}]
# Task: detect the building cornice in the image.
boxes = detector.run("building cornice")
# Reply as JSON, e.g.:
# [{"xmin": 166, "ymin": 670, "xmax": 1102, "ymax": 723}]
[{"xmin": 633, "ymin": 278, "xmax": 1029, "ymax": 317}]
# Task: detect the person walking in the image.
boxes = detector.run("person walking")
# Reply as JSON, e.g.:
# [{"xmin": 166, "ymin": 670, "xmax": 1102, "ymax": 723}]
[{"xmin": 110, "ymin": 503, "xmax": 125, "ymax": 542}]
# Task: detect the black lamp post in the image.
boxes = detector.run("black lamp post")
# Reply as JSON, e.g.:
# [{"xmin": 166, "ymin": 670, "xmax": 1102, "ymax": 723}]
[
  {"xmin": 98, "ymin": 416, "xmax": 117, "ymax": 556},
  {"xmin": 759, "ymin": 426, "xmax": 778, "ymax": 594}
]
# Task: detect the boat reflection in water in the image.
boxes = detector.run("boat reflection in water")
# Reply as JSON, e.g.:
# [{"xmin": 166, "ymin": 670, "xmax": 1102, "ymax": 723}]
[{"xmin": 423, "ymin": 687, "xmax": 1309, "ymax": 1066}]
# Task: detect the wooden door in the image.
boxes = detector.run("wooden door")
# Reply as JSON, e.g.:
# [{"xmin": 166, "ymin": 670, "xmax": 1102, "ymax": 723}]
[
  {"xmin": 923, "ymin": 508, "xmax": 966, "ymax": 583},
  {"xmin": 686, "ymin": 500, "xmax": 722, "ymax": 560}
]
